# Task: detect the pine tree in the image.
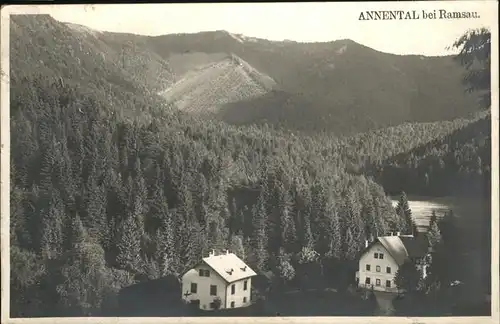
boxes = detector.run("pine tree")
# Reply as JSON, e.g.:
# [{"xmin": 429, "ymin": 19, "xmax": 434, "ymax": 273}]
[
  {"xmin": 279, "ymin": 184, "xmax": 296, "ymax": 253},
  {"xmin": 229, "ymin": 234, "xmax": 246, "ymax": 260},
  {"xmin": 156, "ymin": 206, "xmax": 177, "ymax": 276},
  {"xmin": 250, "ymin": 192, "xmax": 268, "ymax": 271},
  {"xmin": 83, "ymin": 174, "xmax": 109, "ymax": 248},
  {"xmin": 56, "ymin": 218, "xmax": 110, "ymax": 316},
  {"xmin": 115, "ymin": 214, "xmax": 142, "ymax": 273},
  {"xmin": 426, "ymin": 218, "xmax": 442, "ymax": 252},
  {"xmin": 69, "ymin": 214, "xmax": 87, "ymax": 250},
  {"xmin": 451, "ymin": 27, "xmax": 491, "ymax": 109},
  {"xmin": 394, "ymin": 260, "xmax": 423, "ymax": 294},
  {"xmin": 40, "ymin": 190, "xmax": 65, "ymax": 260},
  {"xmin": 276, "ymin": 248, "xmax": 295, "ymax": 288},
  {"xmin": 302, "ymin": 212, "xmax": 314, "ymax": 249},
  {"xmin": 395, "ymin": 191, "xmax": 414, "ymax": 235}
]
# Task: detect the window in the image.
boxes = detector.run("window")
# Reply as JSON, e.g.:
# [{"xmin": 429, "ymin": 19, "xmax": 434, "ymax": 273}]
[
  {"xmin": 210, "ymin": 285, "xmax": 217, "ymax": 296},
  {"xmin": 379, "ymin": 253, "xmax": 384, "ymax": 259},
  {"xmin": 376, "ymin": 279, "xmax": 381, "ymax": 286},
  {"xmin": 231, "ymin": 284, "xmax": 235, "ymax": 295},
  {"xmin": 374, "ymin": 253, "xmax": 379, "ymax": 259},
  {"xmin": 386, "ymin": 280, "xmax": 391, "ymax": 288},
  {"xmin": 386, "ymin": 266, "xmax": 391, "ymax": 274},
  {"xmin": 376, "ymin": 265, "xmax": 381, "ymax": 272},
  {"xmin": 243, "ymin": 297, "xmax": 247, "ymax": 303},
  {"xmin": 199, "ymin": 269, "xmax": 210, "ymax": 277},
  {"xmin": 231, "ymin": 301, "xmax": 235, "ymax": 308},
  {"xmin": 243, "ymin": 280, "xmax": 248, "ymax": 291},
  {"xmin": 365, "ymin": 277, "xmax": 371, "ymax": 285},
  {"xmin": 366, "ymin": 264, "xmax": 371, "ymax": 271},
  {"xmin": 190, "ymin": 283, "xmax": 197, "ymax": 293}
]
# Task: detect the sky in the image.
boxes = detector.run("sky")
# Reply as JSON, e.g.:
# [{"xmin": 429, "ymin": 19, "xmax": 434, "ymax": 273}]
[{"xmin": 4, "ymin": 1, "xmax": 499, "ymax": 56}]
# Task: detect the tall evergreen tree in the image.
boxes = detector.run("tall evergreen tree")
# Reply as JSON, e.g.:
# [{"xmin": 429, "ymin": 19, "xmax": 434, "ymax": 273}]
[
  {"xmin": 40, "ymin": 190, "xmax": 65, "ymax": 260},
  {"xmin": 156, "ymin": 201, "xmax": 177, "ymax": 276},
  {"xmin": 450, "ymin": 27, "xmax": 491, "ymax": 109},
  {"xmin": 395, "ymin": 191, "xmax": 415, "ymax": 235},
  {"xmin": 115, "ymin": 214, "xmax": 142, "ymax": 273}
]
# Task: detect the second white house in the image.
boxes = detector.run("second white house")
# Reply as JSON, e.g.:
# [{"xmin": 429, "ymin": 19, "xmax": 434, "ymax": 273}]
[{"xmin": 355, "ymin": 232, "xmax": 431, "ymax": 292}]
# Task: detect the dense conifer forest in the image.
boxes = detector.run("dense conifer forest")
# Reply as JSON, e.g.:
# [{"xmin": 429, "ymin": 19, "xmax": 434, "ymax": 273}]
[{"xmin": 8, "ymin": 15, "xmax": 492, "ymax": 317}]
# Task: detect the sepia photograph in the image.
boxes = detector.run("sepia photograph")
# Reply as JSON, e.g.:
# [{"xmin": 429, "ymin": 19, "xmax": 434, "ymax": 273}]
[{"xmin": 0, "ymin": 1, "xmax": 498, "ymax": 323}]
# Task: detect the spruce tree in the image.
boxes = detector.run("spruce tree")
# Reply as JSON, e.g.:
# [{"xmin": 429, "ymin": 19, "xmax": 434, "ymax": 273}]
[
  {"xmin": 157, "ymin": 207, "xmax": 176, "ymax": 276},
  {"xmin": 115, "ymin": 214, "xmax": 142, "ymax": 273},
  {"xmin": 395, "ymin": 191, "xmax": 414, "ymax": 235},
  {"xmin": 40, "ymin": 190, "xmax": 65, "ymax": 260}
]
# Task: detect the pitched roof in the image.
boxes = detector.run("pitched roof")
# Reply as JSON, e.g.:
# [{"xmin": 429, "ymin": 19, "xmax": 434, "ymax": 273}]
[
  {"xmin": 377, "ymin": 236, "xmax": 409, "ymax": 266},
  {"xmin": 399, "ymin": 235, "xmax": 430, "ymax": 259},
  {"xmin": 364, "ymin": 235, "xmax": 430, "ymax": 266},
  {"xmin": 202, "ymin": 252, "xmax": 257, "ymax": 284}
]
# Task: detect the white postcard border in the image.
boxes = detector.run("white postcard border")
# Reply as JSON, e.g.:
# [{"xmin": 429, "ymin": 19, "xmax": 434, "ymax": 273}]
[{"xmin": 1, "ymin": 2, "xmax": 498, "ymax": 324}]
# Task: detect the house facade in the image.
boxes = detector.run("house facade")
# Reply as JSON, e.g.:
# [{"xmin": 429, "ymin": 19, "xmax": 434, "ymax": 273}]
[
  {"xmin": 355, "ymin": 233, "xmax": 430, "ymax": 293},
  {"xmin": 181, "ymin": 250, "xmax": 257, "ymax": 310}
]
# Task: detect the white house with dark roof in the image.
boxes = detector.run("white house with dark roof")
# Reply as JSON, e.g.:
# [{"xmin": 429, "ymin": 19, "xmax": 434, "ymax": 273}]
[
  {"xmin": 355, "ymin": 232, "xmax": 431, "ymax": 292},
  {"xmin": 181, "ymin": 250, "xmax": 257, "ymax": 310}
]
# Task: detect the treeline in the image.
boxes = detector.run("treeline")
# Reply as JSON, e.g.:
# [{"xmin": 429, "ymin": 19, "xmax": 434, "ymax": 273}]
[
  {"xmin": 369, "ymin": 115, "xmax": 491, "ymax": 197},
  {"xmin": 10, "ymin": 74, "xmax": 416, "ymax": 317}
]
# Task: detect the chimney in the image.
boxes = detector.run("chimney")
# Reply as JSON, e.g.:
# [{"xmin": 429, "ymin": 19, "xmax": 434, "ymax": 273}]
[
  {"xmin": 209, "ymin": 249, "xmax": 215, "ymax": 257},
  {"xmin": 226, "ymin": 250, "xmax": 229, "ymax": 255},
  {"xmin": 396, "ymin": 232, "xmax": 401, "ymax": 236},
  {"xmin": 365, "ymin": 240, "xmax": 369, "ymax": 248}
]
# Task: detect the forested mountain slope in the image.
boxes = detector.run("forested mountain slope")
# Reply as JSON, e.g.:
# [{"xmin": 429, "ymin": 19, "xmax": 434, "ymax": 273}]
[
  {"xmin": 369, "ymin": 115, "xmax": 491, "ymax": 197},
  {"xmin": 10, "ymin": 15, "xmax": 173, "ymax": 121}
]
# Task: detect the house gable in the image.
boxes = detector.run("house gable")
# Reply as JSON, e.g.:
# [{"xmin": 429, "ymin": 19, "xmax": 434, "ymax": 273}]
[
  {"xmin": 360, "ymin": 242, "xmax": 399, "ymax": 271},
  {"xmin": 181, "ymin": 264, "xmax": 227, "ymax": 310},
  {"xmin": 358, "ymin": 242, "xmax": 400, "ymax": 290}
]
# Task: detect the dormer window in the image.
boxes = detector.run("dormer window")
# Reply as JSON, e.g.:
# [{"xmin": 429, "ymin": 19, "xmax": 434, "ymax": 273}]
[{"xmin": 226, "ymin": 268, "xmax": 234, "ymax": 275}]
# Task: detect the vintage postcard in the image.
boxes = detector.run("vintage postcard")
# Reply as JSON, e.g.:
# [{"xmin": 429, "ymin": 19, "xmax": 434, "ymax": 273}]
[{"xmin": 1, "ymin": 2, "xmax": 498, "ymax": 324}]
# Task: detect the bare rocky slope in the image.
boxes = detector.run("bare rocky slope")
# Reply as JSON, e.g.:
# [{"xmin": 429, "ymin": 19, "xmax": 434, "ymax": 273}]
[{"xmin": 159, "ymin": 54, "xmax": 276, "ymax": 114}]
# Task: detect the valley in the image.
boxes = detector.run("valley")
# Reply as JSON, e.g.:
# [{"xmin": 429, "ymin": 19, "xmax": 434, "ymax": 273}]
[{"xmin": 7, "ymin": 13, "xmax": 492, "ymax": 318}]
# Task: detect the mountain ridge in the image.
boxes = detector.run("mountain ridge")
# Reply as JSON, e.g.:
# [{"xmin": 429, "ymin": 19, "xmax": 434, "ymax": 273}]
[
  {"xmin": 12, "ymin": 14, "xmax": 481, "ymax": 136},
  {"xmin": 62, "ymin": 21, "xmax": 457, "ymax": 57}
]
